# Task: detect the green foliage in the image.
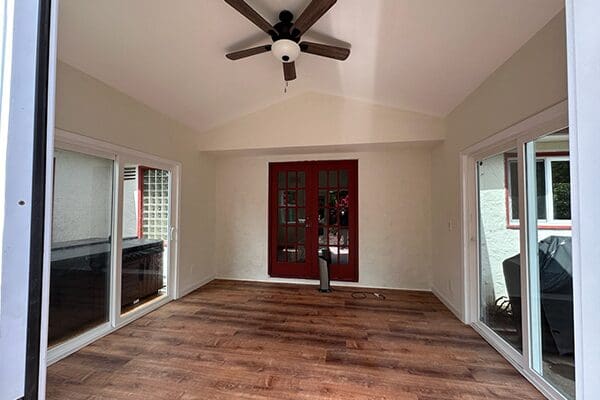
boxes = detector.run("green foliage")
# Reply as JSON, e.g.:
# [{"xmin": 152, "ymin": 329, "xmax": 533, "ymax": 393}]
[{"xmin": 553, "ymin": 183, "xmax": 571, "ymax": 220}]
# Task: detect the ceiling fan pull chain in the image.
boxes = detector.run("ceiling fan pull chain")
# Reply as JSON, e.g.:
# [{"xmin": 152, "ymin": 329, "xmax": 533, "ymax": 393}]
[{"xmin": 284, "ymin": 81, "xmax": 289, "ymax": 94}]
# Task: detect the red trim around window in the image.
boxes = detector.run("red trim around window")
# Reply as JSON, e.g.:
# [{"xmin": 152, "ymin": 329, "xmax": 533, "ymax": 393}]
[
  {"xmin": 503, "ymin": 151, "xmax": 571, "ymax": 230},
  {"xmin": 137, "ymin": 166, "xmax": 148, "ymax": 238}
]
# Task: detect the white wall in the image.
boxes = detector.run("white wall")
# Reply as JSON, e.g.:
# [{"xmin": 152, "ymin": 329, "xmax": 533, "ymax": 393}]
[
  {"xmin": 198, "ymin": 92, "xmax": 445, "ymax": 152},
  {"xmin": 52, "ymin": 149, "xmax": 113, "ymax": 243},
  {"xmin": 55, "ymin": 61, "xmax": 216, "ymax": 293},
  {"xmin": 214, "ymin": 146, "xmax": 433, "ymax": 290},
  {"xmin": 431, "ymin": 10, "xmax": 567, "ymax": 318}
]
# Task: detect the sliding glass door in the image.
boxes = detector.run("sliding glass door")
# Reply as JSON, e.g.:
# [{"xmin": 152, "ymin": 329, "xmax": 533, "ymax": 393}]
[
  {"xmin": 477, "ymin": 148, "xmax": 523, "ymax": 353},
  {"xmin": 119, "ymin": 163, "xmax": 171, "ymax": 315},
  {"xmin": 474, "ymin": 127, "xmax": 574, "ymax": 400},
  {"xmin": 525, "ymin": 130, "xmax": 574, "ymax": 400},
  {"xmin": 48, "ymin": 132, "xmax": 179, "ymax": 363},
  {"xmin": 49, "ymin": 148, "xmax": 114, "ymax": 346}
]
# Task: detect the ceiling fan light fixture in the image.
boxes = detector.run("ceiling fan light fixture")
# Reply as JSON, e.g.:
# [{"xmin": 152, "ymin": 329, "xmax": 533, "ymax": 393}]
[
  {"xmin": 271, "ymin": 39, "xmax": 300, "ymax": 63},
  {"xmin": 224, "ymin": 0, "xmax": 350, "ymax": 81}
]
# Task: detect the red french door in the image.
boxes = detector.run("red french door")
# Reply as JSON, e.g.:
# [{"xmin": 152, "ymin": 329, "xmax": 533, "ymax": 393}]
[{"xmin": 269, "ymin": 160, "xmax": 358, "ymax": 281}]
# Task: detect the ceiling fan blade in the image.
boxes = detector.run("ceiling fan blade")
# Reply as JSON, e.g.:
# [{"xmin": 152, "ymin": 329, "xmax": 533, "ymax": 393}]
[
  {"xmin": 283, "ymin": 62, "xmax": 297, "ymax": 81},
  {"xmin": 226, "ymin": 45, "xmax": 272, "ymax": 60},
  {"xmin": 292, "ymin": 0, "xmax": 337, "ymax": 36},
  {"xmin": 223, "ymin": 0, "xmax": 276, "ymax": 36},
  {"xmin": 300, "ymin": 41, "xmax": 350, "ymax": 60}
]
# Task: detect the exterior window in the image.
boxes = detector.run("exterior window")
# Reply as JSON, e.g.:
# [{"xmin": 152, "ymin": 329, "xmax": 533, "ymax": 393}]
[
  {"xmin": 506, "ymin": 154, "xmax": 571, "ymax": 228},
  {"xmin": 142, "ymin": 168, "xmax": 170, "ymax": 240}
]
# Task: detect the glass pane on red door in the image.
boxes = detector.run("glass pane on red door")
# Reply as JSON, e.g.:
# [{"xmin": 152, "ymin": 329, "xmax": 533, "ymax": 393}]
[
  {"xmin": 270, "ymin": 161, "xmax": 357, "ymax": 281},
  {"xmin": 275, "ymin": 169, "xmax": 308, "ymax": 266},
  {"xmin": 318, "ymin": 167, "xmax": 352, "ymax": 268}
]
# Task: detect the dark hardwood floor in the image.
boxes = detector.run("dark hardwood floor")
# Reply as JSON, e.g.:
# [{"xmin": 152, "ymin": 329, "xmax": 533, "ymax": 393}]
[{"xmin": 46, "ymin": 280, "xmax": 544, "ymax": 400}]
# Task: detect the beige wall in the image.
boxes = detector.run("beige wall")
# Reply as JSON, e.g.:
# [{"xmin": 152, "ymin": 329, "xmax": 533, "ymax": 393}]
[
  {"xmin": 214, "ymin": 147, "xmax": 433, "ymax": 290},
  {"xmin": 198, "ymin": 92, "xmax": 445, "ymax": 152},
  {"xmin": 55, "ymin": 61, "xmax": 216, "ymax": 294},
  {"xmin": 431, "ymin": 11, "xmax": 567, "ymax": 317}
]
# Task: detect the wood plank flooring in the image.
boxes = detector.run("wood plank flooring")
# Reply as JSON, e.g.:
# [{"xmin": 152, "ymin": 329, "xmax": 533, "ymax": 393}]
[{"xmin": 46, "ymin": 280, "xmax": 544, "ymax": 400}]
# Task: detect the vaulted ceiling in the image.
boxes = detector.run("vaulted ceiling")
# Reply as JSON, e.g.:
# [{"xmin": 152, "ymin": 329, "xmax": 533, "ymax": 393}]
[{"xmin": 58, "ymin": 0, "xmax": 564, "ymax": 134}]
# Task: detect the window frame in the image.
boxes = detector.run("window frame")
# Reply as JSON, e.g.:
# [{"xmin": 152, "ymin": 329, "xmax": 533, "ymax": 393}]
[{"xmin": 505, "ymin": 151, "xmax": 571, "ymax": 230}]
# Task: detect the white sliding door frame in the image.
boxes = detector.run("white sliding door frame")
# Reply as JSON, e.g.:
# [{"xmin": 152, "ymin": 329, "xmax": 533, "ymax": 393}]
[
  {"xmin": 115, "ymin": 152, "xmax": 179, "ymax": 327},
  {"xmin": 461, "ymin": 100, "xmax": 570, "ymax": 400},
  {"xmin": 0, "ymin": 0, "xmax": 47, "ymax": 397},
  {"xmin": 566, "ymin": 1, "xmax": 600, "ymax": 398},
  {"xmin": 46, "ymin": 129, "xmax": 181, "ymax": 365}
]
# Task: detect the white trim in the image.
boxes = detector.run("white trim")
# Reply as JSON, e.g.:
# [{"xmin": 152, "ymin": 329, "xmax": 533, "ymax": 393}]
[
  {"xmin": 460, "ymin": 152, "xmax": 477, "ymax": 324},
  {"xmin": 524, "ymin": 140, "xmax": 542, "ymax": 372},
  {"xmin": 38, "ymin": 0, "xmax": 59, "ymax": 395},
  {"xmin": 47, "ymin": 131, "xmax": 182, "ymax": 365},
  {"xmin": 462, "ymin": 101, "xmax": 568, "ymax": 157},
  {"xmin": 0, "ymin": 0, "xmax": 42, "ymax": 397},
  {"xmin": 46, "ymin": 322, "xmax": 111, "ymax": 366},
  {"xmin": 566, "ymin": 1, "xmax": 600, "ymax": 397},
  {"xmin": 55, "ymin": 128, "xmax": 180, "ymax": 169},
  {"xmin": 111, "ymin": 154, "xmax": 123, "ymax": 327},
  {"xmin": 172, "ymin": 163, "xmax": 182, "ymax": 298},
  {"xmin": 214, "ymin": 276, "xmax": 432, "ymax": 292},
  {"xmin": 178, "ymin": 275, "xmax": 215, "ymax": 299},
  {"xmin": 517, "ymin": 138, "xmax": 532, "ymax": 373},
  {"xmin": 472, "ymin": 321, "xmax": 523, "ymax": 368},
  {"xmin": 118, "ymin": 294, "xmax": 170, "ymax": 326},
  {"xmin": 54, "ymin": 138, "xmax": 116, "ymax": 160},
  {"xmin": 431, "ymin": 285, "xmax": 463, "ymax": 322},
  {"xmin": 506, "ymin": 155, "xmax": 572, "ymax": 227}
]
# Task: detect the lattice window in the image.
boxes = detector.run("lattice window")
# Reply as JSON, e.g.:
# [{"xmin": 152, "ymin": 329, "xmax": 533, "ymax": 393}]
[{"xmin": 142, "ymin": 169, "xmax": 169, "ymax": 240}]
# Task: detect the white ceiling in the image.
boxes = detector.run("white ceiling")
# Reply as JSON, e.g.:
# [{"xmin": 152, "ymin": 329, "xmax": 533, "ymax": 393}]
[{"xmin": 58, "ymin": 0, "xmax": 564, "ymax": 134}]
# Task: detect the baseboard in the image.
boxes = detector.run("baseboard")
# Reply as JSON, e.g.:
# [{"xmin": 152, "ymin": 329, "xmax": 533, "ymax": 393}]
[
  {"xmin": 215, "ymin": 276, "xmax": 432, "ymax": 293},
  {"xmin": 431, "ymin": 285, "xmax": 464, "ymax": 322},
  {"xmin": 178, "ymin": 275, "xmax": 215, "ymax": 298}
]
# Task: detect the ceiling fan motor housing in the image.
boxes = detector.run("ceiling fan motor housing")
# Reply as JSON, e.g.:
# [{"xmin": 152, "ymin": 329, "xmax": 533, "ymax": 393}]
[
  {"xmin": 224, "ymin": 0, "xmax": 350, "ymax": 81},
  {"xmin": 272, "ymin": 39, "xmax": 300, "ymax": 63}
]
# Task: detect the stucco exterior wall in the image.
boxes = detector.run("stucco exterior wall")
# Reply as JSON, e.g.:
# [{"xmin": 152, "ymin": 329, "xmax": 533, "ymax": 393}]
[
  {"xmin": 478, "ymin": 153, "xmax": 570, "ymax": 302},
  {"xmin": 52, "ymin": 149, "xmax": 113, "ymax": 243}
]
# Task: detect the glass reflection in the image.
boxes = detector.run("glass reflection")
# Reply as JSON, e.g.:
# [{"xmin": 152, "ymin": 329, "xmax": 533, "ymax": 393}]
[
  {"xmin": 527, "ymin": 129, "xmax": 574, "ymax": 400},
  {"xmin": 477, "ymin": 148, "xmax": 523, "ymax": 353}
]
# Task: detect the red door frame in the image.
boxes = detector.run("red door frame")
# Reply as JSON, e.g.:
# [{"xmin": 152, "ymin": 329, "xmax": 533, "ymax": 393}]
[{"xmin": 268, "ymin": 160, "xmax": 358, "ymax": 282}]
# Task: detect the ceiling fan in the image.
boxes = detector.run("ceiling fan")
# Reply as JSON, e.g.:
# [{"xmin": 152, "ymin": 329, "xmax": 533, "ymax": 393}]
[{"xmin": 224, "ymin": 0, "xmax": 351, "ymax": 81}]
